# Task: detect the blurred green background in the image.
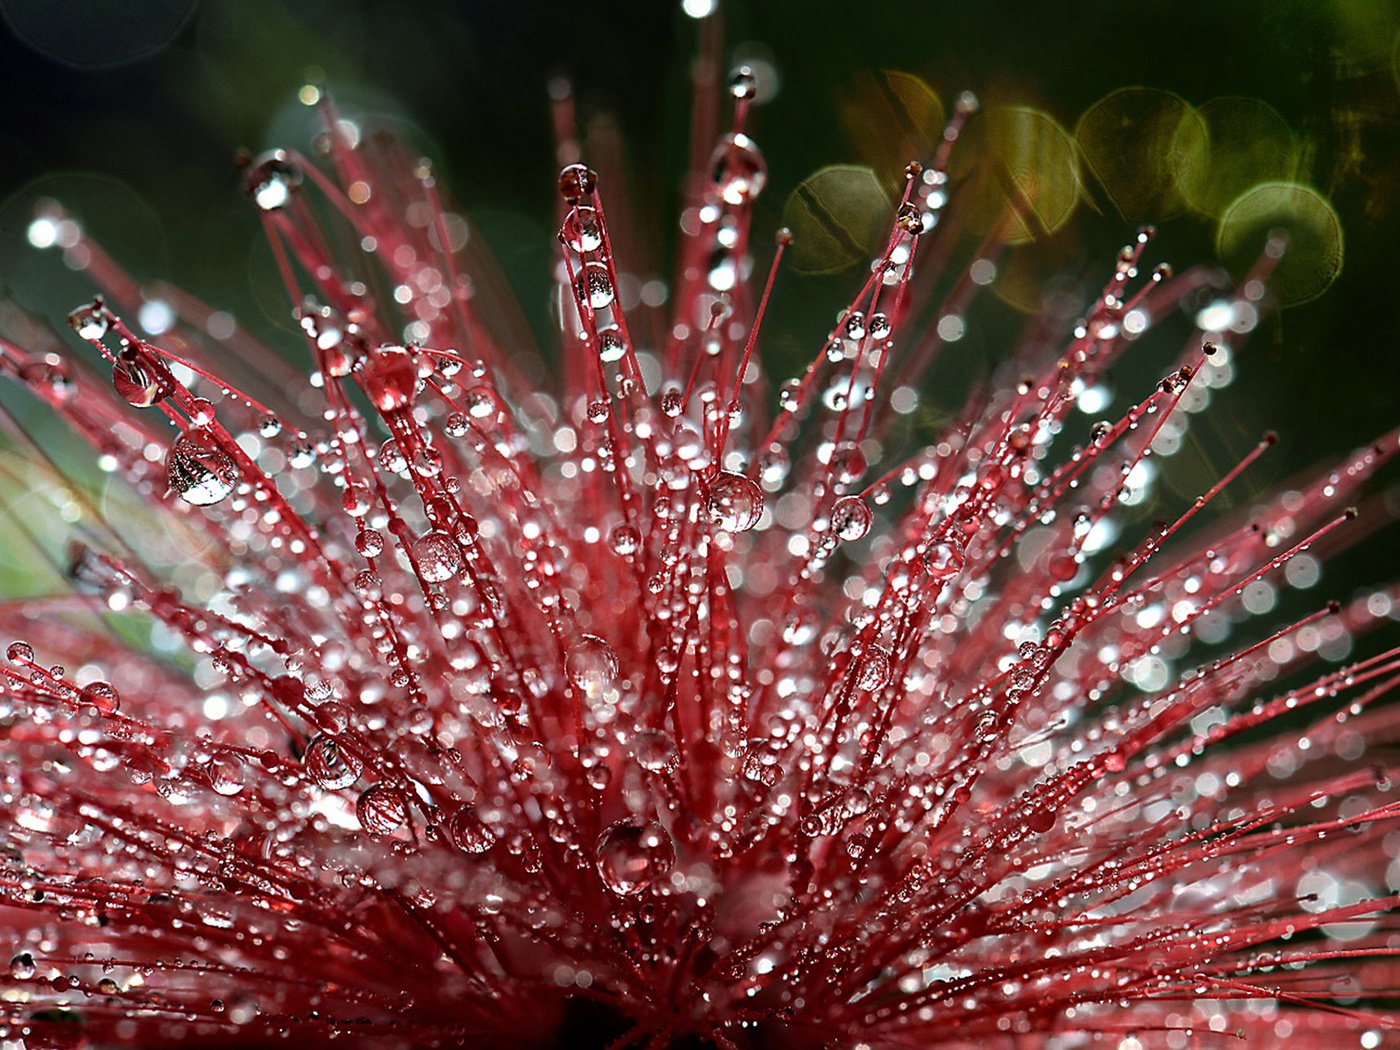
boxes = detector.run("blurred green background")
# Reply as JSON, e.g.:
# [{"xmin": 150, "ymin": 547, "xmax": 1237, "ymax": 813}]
[{"xmin": 0, "ymin": 0, "xmax": 1396, "ymax": 501}]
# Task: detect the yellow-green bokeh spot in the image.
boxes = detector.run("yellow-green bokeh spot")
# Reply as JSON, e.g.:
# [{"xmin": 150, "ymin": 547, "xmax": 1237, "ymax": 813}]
[
  {"xmin": 783, "ymin": 165, "xmax": 891, "ymax": 275},
  {"xmin": 1075, "ymin": 87, "xmax": 1194, "ymax": 222},
  {"xmin": 838, "ymin": 70, "xmax": 945, "ymax": 188},
  {"xmin": 1216, "ymin": 182, "xmax": 1343, "ymax": 306},
  {"xmin": 964, "ymin": 106, "xmax": 1080, "ymax": 245},
  {"xmin": 1174, "ymin": 97, "xmax": 1297, "ymax": 218}
]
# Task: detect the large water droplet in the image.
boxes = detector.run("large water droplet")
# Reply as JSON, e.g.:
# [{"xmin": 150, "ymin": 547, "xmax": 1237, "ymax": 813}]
[
  {"xmin": 9, "ymin": 952, "xmax": 35, "ymax": 979},
  {"xmin": 304, "ymin": 734, "xmax": 361, "ymax": 790},
  {"xmin": 566, "ymin": 635, "xmax": 618, "ymax": 696},
  {"xmin": 78, "ymin": 681, "xmax": 120, "ymax": 715},
  {"xmin": 707, "ymin": 472, "xmax": 763, "ymax": 532},
  {"xmin": 448, "ymin": 804, "xmax": 498, "ymax": 855},
  {"xmin": 923, "ymin": 537, "xmax": 966, "ymax": 583},
  {"xmin": 596, "ymin": 819, "xmax": 675, "ymax": 895},
  {"xmin": 632, "ymin": 729, "xmax": 679, "ymax": 772},
  {"xmin": 856, "ymin": 645, "xmax": 892, "ymax": 691},
  {"xmin": 575, "ymin": 262, "xmax": 615, "ymax": 310},
  {"xmin": 558, "ymin": 163, "xmax": 597, "ymax": 203},
  {"xmin": 167, "ymin": 430, "xmax": 239, "ymax": 506},
  {"xmin": 830, "ymin": 495, "xmax": 872, "ymax": 541},
  {"xmin": 6, "ymin": 641, "xmax": 33, "ymax": 663},
  {"xmin": 356, "ymin": 783, "xmax": 408, "ymax": 836},
  {"xmin": 413, "ymin": 531, "xmax": 464, "ymax": 583},
  {"xmin": 562, "ymin": 206, "xmax": 603, "ymax": 253},
  {"xmin": 711, "ymin": 133, "xmax": 767, "ymax": 206},
  {"xmin": 245, "ymin": 150, "xmax": 303, "ymax": 211},
  {"xmin": 112, "ymin": 353, "xmax": 164, "ymax": 408}
]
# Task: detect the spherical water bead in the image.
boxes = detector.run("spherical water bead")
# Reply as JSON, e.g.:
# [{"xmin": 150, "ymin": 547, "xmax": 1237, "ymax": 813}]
[
  {"xmin": 377, "ymin": 439, "xmax": 408, "ymax": 474},
  {"xmin": 843, "ymin": 310, "xmax": 867, "ymax": 340},
  {"xmin": 112, "ymin": 354, "xmax": 164, "ymax": 408},
  {"xmin": 867, "ymin": 312, "xmax": 891, "ymax": 341},
  {"xmin": 356, "ymin": 783, "xmax": 408, "ymax": 837},
  {"xmin": 567, "ymin": 635, "xmax": 618, "ymax": 695},
  {"xmin": 304, "ymin": 734, "xmax": 361, "ymax": 790},
  {"xmin": 856, "ymin": 645, "xmax": 892, "ymax": 691},
  {"xmin": 342, "ymin": 484, "xmax": 371, "ymax": 517},
  {"xmin": 355, "ymin": 527, "xmax": 385, "ymax": 558},
  {"xmin": 710, "ymin": 133, "xmax": 767, "ymax": 206},
  {"xmin": 448, "ymin": 804, "xmax": 498, "ymax": 855},
  {"xmin": 575, "ymin": 262, "xmax": 615, "ymax": 310},
  {"xmin": 189, "ymin": 397, "xmax": 217, "ymax": 427},
  {"xmin": 557, "ymin": 163, "xmax": 597, "ymax": 204},
  {"xmin": 595, "ymin": 819, "xmax": 675, "ymax": 896},
  {"xmin": 68, "ymin": 299, "xmax": 110, "ymax": 341},
  {"xmin": 245, "ymin": 150, "xmax": 303, "ymax": 211},
  {"xmin": 167, "ymin": 429, "xmax": 239, "ymax": 507},
  {"xmin": 561, "ymin": 206, "xmax": 603, "ymax": 253},
  {"xmin": 365, "ymin": 347, "xmax": 418, "ymax": 413},
  {"xmin": 207, "ymin": 756, "xmax": 245, "ymax": 796},
  {"xmin": 6, "ymin": 641, "xmax": 33, "ymax": 663},
  {"xmin": 923, "ymin": 538, "xmax": 966, "ymax": 583},
  {"xmin": 896, "ymin": 201, "xmax": 928, "ymax": 234},
  {"xmin": 413, "ymin": 530, "xmax": 464, "ymax": 583},
  {"xmin": 463, "ymin": 386, "xmax": 496, "ymax": 419},
  {"xmin": 78, "ymin": 681, "xmax": 120, "ymax": 714},
  {"xmin": 728, "ymin": 65, "xmax": 757, "ymax": 101},
  {"xmin": 9, "ymin": 952, "xmax": 35, "ymax": 979},
  {"xmin": 660, "ymin": 389, "xmax": 684, "ymax": 417},
  {"xmin": 597, "ymin": 328, "xmax": 626, "ymax": 364},
  {"xmin": 587, "ymin": 399, "xmax": 609, "ymax": 423},
  {"xmin": 444, "ymin": 411, "xmax": 470, "ymax": 438},
  {"xmin": 631, "ymin": 729, "xmax": 679, "ymax": 772},
  {"xmin": 707, "ymin": 471, "xmax": 763, "ymax": 533},
  {"xmin": 741, "ymin": 740, "xmax": 781, "ymax": 786},
  {"xmin": 258, "ymin": 414, "xmax": 283, "ymax": 438},
  {"xmin": 830, "ymin": 495, "xmax": 873, "ymax": 541},
  {"xmin": 609, "ymin": 523, "xmax": 641, "ymax": 556}
]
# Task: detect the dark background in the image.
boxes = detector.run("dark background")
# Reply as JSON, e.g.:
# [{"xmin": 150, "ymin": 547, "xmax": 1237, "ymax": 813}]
[{"xmin": 0, "ymin": 0, "xmax": 1396, "ymax": 491}]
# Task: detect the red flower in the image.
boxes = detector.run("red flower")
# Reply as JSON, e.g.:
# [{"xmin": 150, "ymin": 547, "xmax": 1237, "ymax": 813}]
[{"xmin": 0, "ymin": 38, "xmax": 1396, "ymax": 1050}]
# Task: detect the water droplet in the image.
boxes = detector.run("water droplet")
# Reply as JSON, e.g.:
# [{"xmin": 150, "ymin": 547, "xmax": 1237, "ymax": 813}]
[
  {"xmin": 597, "ymin": 328, "xmax": 626, "ymax": 363},
  {"xmin": 365, "ymin": 347, "xmax": 418, "ymax": 413},
  {"xmin": 112, "ymin": 353, "xmax": 164, "ymax": 408},
  {"xmin": 558, "ymin": 163, "xmax": 597, "ymax": 203},
  {"xmin": 632, "ymin": 729, "xmax": 679, "ymax": 772},
  {"xmin": 923, "ymin": 537, "xmax": 965, "ymax": 583},
  {"xmin": 413, "ymin": 531, "xmax": 463, "ymax": 583},
  {"xmin": 596, "ymin": 819, "xmax": 675, "ymax": 895},
  {"xmin": 9, "ymin": 952, "xmax": 35, "ymax": 979},
  {"xmin": 448, "ymin": 804, "xmax": 498, "ymax": 854},
  {"xmin": 575, "ymin": 262, "xmax": 615, "ymax": 310},
  {"xmin": 728, "ymin": 65, "xmax": 757, "ymax": 101},
  {"xmin": 258, "ymin": 414, "xmax": 283, "ymax": 438},
  {"xmin": 464, "ymin": 386, "xmax": 496, "ymax": 419},
  {"xmin": 567, "ymin": 635, "xmax": 618, "ymax": 695},
  {"xmin": 167, "ymin": 429, "xmax": 239, "ymax": 507},
  {"xmin": 856, "ymin": 645, "xmax": 892, "ymax": 690},
  {"xmin": 707, "ymin": 471, "xmax": 763, "ymax": 532},
  {"xmin": 562, "ymin": 206, "xmax": 603, "ymax": 253},
  {"xmin": 245, "ymin": 150, "xmax": 303, "ymax": 211},
  {"xmin": 78, "ymin": 681, "xmax": 119, "ymax": 714},
  {"xmin": 609, "ymin": 523, "xmax": 641, "ymax": 556},
  {"xmin": 303, "ymin": 734, "xmax": 361, "ymax": 790},
  {"xmin": 68, "ymin": 299, "xmax": 110, "ymax": 341},
  {"xmin": 356, "ymin": 527, "xmax": 385, "ymax": 558},
  {"xmin": 6, "ymin": 641, "xmax": 33, "ymax": 663},
  {"xmin": 830, "ymin": 495, "xmax": 872, "ymax": 541},
  {"xmin": 710, "ymin": 133, "xmax": 767, "ymax": 205},
  {"xmin": 356, "ymin": 783, "xmax": 408, "ymax": 836}
]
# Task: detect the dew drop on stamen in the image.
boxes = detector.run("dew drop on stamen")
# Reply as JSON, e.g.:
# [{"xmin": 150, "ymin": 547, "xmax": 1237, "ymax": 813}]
[
  {"xmin": 596, "ymin": 819, "xmax": 675, "ymax": 896},
  {"xmin": 304, "ymin": 734, "xmax": 362, "ymax": 790},
  {"xmin": 6, "ymin": 641, "xmax": 33, "ymax": 663},
  {"xmin": 9, "ymin": 952, "xmax": 35, "ymax": 980},
  {"xmin": 856, "ymin": 645, "xmax": 892, "ymax": 691},
  {"xmin": 923, "ymin": 538, "xmax": 965, "ymax": 583},
  {"xmin": 414, "ymin": 530, "xmax": 464, "ymax": 583},
  {"xmin": 830, "ymin": 495, "xmax": 873, "ymax": 541},
  {"xmin": 710, "ymin": 133, "xmax": 767, "ymax": 206},
  {"xmin": 609, "ymin": 523, "xmax": 641, "ymax": 556},
  {"xmin": 112, "ymin": 354, "xmax": 164, "ymax": 408},
  {"xmin": 69, "ymin": 299, "xmax": 110, "ymax": 341},
  {"xmin": 245, "ymin": 149, "xmax": 304, "ymax": 211},
  {"xmin": 448, "ymin": 804, "xmax": 498, "ymax": 855},
  {"xmin": 562, "ymin": 206, "xmax": 603, "ymax": 253},
  {"xmin": 598, "ymin": 328, "xmax": 626, "ymax": 363},
  {"xmin": 167, "ymin": 430, "xmax": 239, "ymax": 507},
  {"xmin": 575, "ymin": 262, "xmax": 615, "ymax": 310},
  {"xmin": 557, "ymin": 163, "xmax": 597, "ymax": 204},
  {"xmin": 355, "ymin": 527, "xmax": 385, "ymax": 558},
  {"xmin": 707, "ymin": 471, "xmax": 763, "ymax": 533},
  {"xmin": 567, "ymin": 635, "xmax": 619, "ymax": 695},
  {"xmin": 356, "ymin": 783, "xmax": 409, "ymax": 837},
  {"xmin": 78, "ymin": 681, "xmax": 120, "ymax": 715},
  {"xmin": 632, "ymin": 729, "xmax": 679, "ymax": 772}
]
